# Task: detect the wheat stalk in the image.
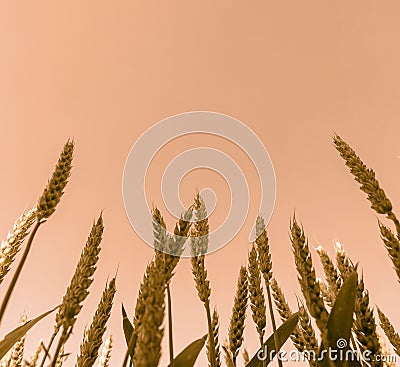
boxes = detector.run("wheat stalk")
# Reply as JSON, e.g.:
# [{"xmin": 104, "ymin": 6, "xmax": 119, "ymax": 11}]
[
  {"xmin": 298, "ymin": 304, "xmax": 318, "ymax": 367},
  {"xmin": 128, "ymin": 213, "xmax": 187, "ymax": 366},
  {"xmin": 378, "ymin": 332, "xmax": 397, "ymax": 367},
  {"xmin": 131, "ymin": 261, "xmax": 153, "ymax": 353},
  {"xmin": 45, "ymin": 215, "xmax": 103, "ymax": 367},
  {"xmin": 152, "ymin": 206, "xmax": 193, "ymax": 365},
  {"xmin": 377, "ymin": 308, "xmax": 400, "ymax": 357},
  {"xmin": 248, "ymin": 245, "xmax": 266, "ymax": 346},
  {"xmin": 316, "ymin": 246, "xmax": 341, "ymax": 305},
  {"xmin": 255, "ymin": 216, "xmax": 272, "ymax": 287},
  {"xmin": 333, "ymin": 134, "xmax": 398, "ymax": 226},
  {"xmin": 378, "ymin": 222, "xmax": 400, "ymax": 283},
  {"xmin": 132, "ymin": 202, "xmax": 192, "ymax": 367},
  {"xmin": 290, "ymin": 217, "xmax": 328, "ymax": 332},
  {"xmin": 56, "ymin": 214, "xmax": 103, "ymax": 333},
  {"xmin": 190, "ymin": 194, "xmax": 217, "ymax": 367},
  {"xmin": 36, "ymin": 140, "xmax": 74, "ymax": 221},
  {"xmin": 354, "ymin": 277, "xmax": 382, "ymax": 367},
  {"xmin": 228, "ymin": 266, "xmax": 248, "ymax": 365},
  {"xmin": 133, "ymin": 262, "xmax": 166, "ymax": 367},
  {"xmin": 207, "ymin": 309, "xmax": 221, "ymax": 367},
  {"xmin": 334, "ymin": 135, "xmax": 400, "ymax": 284},
  {"xmin": 76, "ymin": 278, "xmax": 116, "ymax": 367},
  {"xmin": 271, "ymin": 278, "xmax": 306, "ymax": 353},
  {"xmin": 0, "ymin": 142, "xmax": 74, "ymax": 325},
  {"xmin": 255, "ymin": 215, "xmax": 283, "ymax": 367}
]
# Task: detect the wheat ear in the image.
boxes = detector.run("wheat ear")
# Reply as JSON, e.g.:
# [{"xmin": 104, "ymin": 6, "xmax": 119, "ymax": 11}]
[
  {"xmin": 0, "ymin": 208, "xmax": 36, "ymax": 285},
  {"xmin": 207, "ymin": 308, "xmax": 221, "ymax": 367},
  {"xmin": 133, "ymin": 262, "xmax": 166, "ymax": 367},
  {"xmin": 36, "ymin": 140, "xmax": 74, "ymax": 221},
  {"xmin": 248, "ymin": 245, "xmax": 266, "ymax": 347},
  {"xmin": 298, "ymin": 304, "xmax": 318, "ymax": 366},
  {"xmin": 152, "ymin": 206, "xmax": 192, "ymax": 365},
  {"xmin": 255, "ymin": 215, "xmax": 283, "ymax": 367},
  {"xmin": 132, "ymin": 203, "xmax": 191, "ymax": 367},
  {"xmin": 190, "ymin": 194, "xmax": 217, "ymax": 367},
  {"xmin": 290, "ymin": 217, "xmax": 328, "ymax": 332},
  {"xmin": 334, "ymin": 135, "xmax": 400, "ymax": 278},
  {"xmin": 377, "ymin": 331, "xmax": 397, "ymax": 367},
  {"xmin": 316, "ymin": 246, "xmax": 341, "ymax": 305},
  {"xmin": 46, "ymin": 215, "xmax": 103, "ymax": 367},
  {"xmin": 377, "ymin": 308, "xmax": 400, "ymax": 357},
  {"xmin": 270, "ymin": 278, "xmax": 306, "ymax": 353},
  {"xmin": 333, "ymin": 134, "xmax": 399, "ymax": 228},
  {"xmin": 228, "ymin": 266, "xmax": 248, "ymax": 365},
  {"xmin": 354, "ymin": 276, "xmax": 382, "ymax": 367},
  {"xmin": 76, "ymin": 278, "xmax": 116, "ymax": 367},
  {"xmin": 378, "ymin": 222, "xmax": 400, "ymax": 283},
  {"xmin": 56, "ymin": 214, "xmax": 103, "ymax": 332}
]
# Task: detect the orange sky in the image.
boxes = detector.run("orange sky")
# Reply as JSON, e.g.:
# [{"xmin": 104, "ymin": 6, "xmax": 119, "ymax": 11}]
[{"xmin": 1, "ymin": 2, "xmax": 400, "ymax": 366}]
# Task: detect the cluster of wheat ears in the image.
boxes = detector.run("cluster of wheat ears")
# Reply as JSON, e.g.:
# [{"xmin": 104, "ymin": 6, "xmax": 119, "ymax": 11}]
[{"xmin": 0, "ymin": 135, "xmax": 399, "ymax": 367}]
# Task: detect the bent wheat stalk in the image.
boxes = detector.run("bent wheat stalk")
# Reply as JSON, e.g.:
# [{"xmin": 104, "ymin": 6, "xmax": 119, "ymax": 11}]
[{"xmin": 0, "ymin": 140, "xmax": 73, "ymax": 326}]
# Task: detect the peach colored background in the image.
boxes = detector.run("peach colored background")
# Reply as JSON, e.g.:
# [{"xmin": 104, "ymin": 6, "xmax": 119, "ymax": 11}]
[{"xmin": 1, "ymin": 1, "xmax": 400, "ymax": 366}]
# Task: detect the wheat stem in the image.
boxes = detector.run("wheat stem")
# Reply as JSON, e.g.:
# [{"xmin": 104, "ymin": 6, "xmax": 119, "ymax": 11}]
[
  {"xmin": 167, "ymin": 284, "xmax": 174, "ymax": 366},
  {"xmin": 0, "ymin": 221, "xmax": 41, "ymax": 325},
  {"xmin": 50, "ymin": 330, "xmax": 67, "ymax": 367},
  {"xmin": 266, "ymin": 285, "xmax": 283, "ymax": 367},
  {"xmin": 38, "ymin": 333, "xmax": 56, "ymax": 367}
]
